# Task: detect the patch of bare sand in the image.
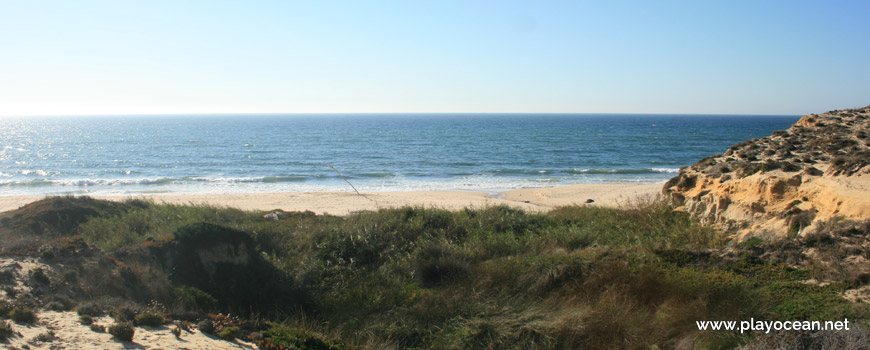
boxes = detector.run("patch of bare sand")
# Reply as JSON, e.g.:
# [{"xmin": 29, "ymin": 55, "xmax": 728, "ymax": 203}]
[
  {"xmin": 502, "ymin": 184, "xmax": 661, "ymax": 208},
  {"xmin": 0, "ymin": 184, "xmax": 663, "ymax": 216},
  {"xmin": 4, "ymin": 311, "xmax": 258, "ymax": 350}
]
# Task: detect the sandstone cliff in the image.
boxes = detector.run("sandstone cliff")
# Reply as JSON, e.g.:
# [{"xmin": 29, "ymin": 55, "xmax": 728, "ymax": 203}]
[{"xmin": 663, "ymin": 106, "xmax": 870, "ymax": 239}]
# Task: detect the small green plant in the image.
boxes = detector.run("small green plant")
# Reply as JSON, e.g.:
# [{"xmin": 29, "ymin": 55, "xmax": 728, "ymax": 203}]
[
  {"xmin": 217, "ymin": 326, "xmax": 240, "ymax": 341},
  {"xmin": 79, "ymin": 314, "xmax": 93, "ymax": 325},
  {"xmin": 90, "ymin": 324, "xmax": 106, "ymax": 333},
  {"xmin": 134, "ymin": 311, "xmax": 165, "ymax": 327},
  {"xmin": 9, "ymin": 307, "xmax": 37, "ymax": 324},
  {"xmin": 108, "ymin": 322, "xmax": 135, "ymax": 342}
]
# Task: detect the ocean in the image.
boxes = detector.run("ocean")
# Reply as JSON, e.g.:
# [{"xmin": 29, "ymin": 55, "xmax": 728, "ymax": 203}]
[{"xmin": 0, "ymin": 114, "xmax": 799, "ymax": 196}]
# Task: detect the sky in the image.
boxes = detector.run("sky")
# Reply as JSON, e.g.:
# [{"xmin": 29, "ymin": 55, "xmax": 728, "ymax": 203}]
[{"xmin": 1, "ymin": 0, "xmax": 868, "ymax": 116}]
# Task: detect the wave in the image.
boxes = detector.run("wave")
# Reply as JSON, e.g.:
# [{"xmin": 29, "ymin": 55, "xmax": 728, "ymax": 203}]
[
  {"xmin": 0, "ymin": 175, "xmax": 313, "ymax": 188},
  {"xmin": 355, "ymin": 172, "xmax": 396, "ymax": 178},
  {"xmin": 0, "ymin": 180, "xmax": 55, "ymax": 187},
  {"xmin": 569, "ymin": 168, "xmax": 680, "ymax": 175},
  {"xmin": 19, "ymin": 169, "xmax": 60, "ymax": 176},
  {"xmin": 262, "ymin": 176, "xmax": 307, "ymax": 183},
  {"xmin": 487, "ymin": 167, "xmax": 679, "ymax": 176}
]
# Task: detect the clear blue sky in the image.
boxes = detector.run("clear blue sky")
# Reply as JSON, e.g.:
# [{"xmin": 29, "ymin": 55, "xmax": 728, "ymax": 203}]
[{"xmin": 1, "ymin": 0, "xmax": 868, "ymax": 116}]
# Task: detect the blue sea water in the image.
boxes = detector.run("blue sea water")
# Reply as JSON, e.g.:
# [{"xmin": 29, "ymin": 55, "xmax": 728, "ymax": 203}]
[{"xmin": 0, "ymin": 114, "xmax": 799, "ymax": 196}]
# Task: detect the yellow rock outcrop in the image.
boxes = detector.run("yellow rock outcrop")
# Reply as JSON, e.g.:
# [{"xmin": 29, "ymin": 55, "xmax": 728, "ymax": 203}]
[{"xmin": 663, "ymin": 106, "xmax": 870, "ymax": 239}]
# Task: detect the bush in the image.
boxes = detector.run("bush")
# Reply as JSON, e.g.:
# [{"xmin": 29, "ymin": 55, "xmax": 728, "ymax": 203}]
[
  {"xmin": 0, "ymin": 299, "xmax": 11, "ymax": 317},
  {"xmin": 108, "ymin": 322, "xmax": 135, "ymax": 342},
  {"xmin": 31, "ymin": 268, "xmax": 50, "ymax": 285},
  {"xmin": 197, "ymin": 319, "xmax": 216, "ymax": 334},
  {"xmin": 415, "ymin": 243, "xmax": 468, "ymax": 287},
  {"xmin": 9, "ymin": 307, "xmax": 37, "ymax": 324},
  {"xmin": 0, "ymin": 320, "xmax": 14, "ymax": 342},
  {"xmin": 79, "ymin": 314, "xmax": 93, "ymax": 325},
  {"xmin": 263, "ymin": 324, "xmax": 350, "ymax": 350},
  {"xmin": 40, "ymin": 249, "xmax": 56, "ymax": 260},
  {"xmin": 76, "ymin": 302, "xmax": 104, "ymax": 317},
  {"xmin": 175, "ymin": 287, "xmax": 218, "ymax": 312},
  {"xmin": 111, "ymin": 306, "xmax": 137, "ymax": 323},
  {"xmin": 90, "ymin": 324, "xmax": 106, "ymax": 333},
  {"xmin": 134, "ymin": 311, "xmax": 165, "ymax": 327},
  {"xmin": 217, "ymin": 326, "xmax": 240, "ymax": 341}
]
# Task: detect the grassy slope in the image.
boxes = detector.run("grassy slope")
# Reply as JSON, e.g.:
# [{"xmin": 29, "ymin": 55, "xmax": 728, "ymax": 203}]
[{"xmin": 3, "ymin": 197, "xmax": 868, "ymax": 349}]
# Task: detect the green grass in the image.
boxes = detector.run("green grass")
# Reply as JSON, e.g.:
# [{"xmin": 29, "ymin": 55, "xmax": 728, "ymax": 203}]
[
  {"xmin": 21, "ymin": 196, "xmax": 866, "ymax": 349},
  {"xmin": 79, "ymin": 202, "xmax": 248, "ymax": 251}
]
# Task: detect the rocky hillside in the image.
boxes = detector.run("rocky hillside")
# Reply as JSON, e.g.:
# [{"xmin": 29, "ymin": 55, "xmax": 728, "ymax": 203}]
[{"xmin": 663, "ymin": 106, "xmax": 870, "ymax": 238}]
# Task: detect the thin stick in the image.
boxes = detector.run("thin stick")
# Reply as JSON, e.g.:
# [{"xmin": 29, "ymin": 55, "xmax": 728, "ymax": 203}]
[{"xmin": 329, "ymin": 165, "xmax": 378, "ymax": 205}]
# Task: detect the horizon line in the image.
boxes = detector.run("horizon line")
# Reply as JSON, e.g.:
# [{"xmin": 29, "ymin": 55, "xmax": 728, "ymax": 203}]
[{"xmin": 0, "ymin": 111, "xmax": 805, "ymax": 118}]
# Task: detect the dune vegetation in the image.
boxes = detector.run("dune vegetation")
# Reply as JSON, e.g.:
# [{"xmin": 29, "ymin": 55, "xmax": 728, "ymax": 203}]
[{"xmin": 1, "ymin": 196, "xmax": 868, "ymax": 349}]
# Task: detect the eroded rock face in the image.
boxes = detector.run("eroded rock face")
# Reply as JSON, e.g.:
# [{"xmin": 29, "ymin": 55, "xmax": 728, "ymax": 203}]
[{"xmin": 663, "ymin": 106, "xmax": 870, "ymax": 238}]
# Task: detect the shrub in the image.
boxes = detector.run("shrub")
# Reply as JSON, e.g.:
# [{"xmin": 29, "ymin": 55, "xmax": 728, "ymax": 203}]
[
  {"xmin": 415, "ymin": 243, "xmax": 468, "ymax": 287},
  {"xmin": 90, "ymin": 324, "xmax": 106, "ymax": 333},
  {"xmin": 0, "ymin": 299, "xmax": 11, "ymax": 317},
  {"xmin": 40, "ymin": 249, "xmax": 56, "ymax": 260},
  {"xmin": 31, "ymin": 268, "xmax": 50, "ymax": 285},
  {"xmin": 197, "ymin": 319, "xmax": 216, "ymax": 334},
  {"xmin": 9, "ymin": 307, "xmax": 37, "ymax": 324},
  {"xmin": 111, "ymin": 306, "xmax": 137, "ymax": 323},
  {"xmin": 263, "ymin": 324, "xmax": 350, "ymax": 350},
  {"xmin": 175, "ymin": 287, "xmax": 218, "ymax": 312},
  {"xmin": 0, "ymin": 320, "xmax": 14, "ymax": 342},
  {"xmin": 79, "ymin": 315, "xmax": 93, "ymax": 325},
  {"xmin": 63, "ymin": 270, "xmax": 79, "ymax": 283},
  {"xmin": 134, "ymin": 311, "xmax": 165, "ymax": 327},
  {"xmin": 108, "ymin": 322, "xmax": 135, "ymax": 342},
  {"xmin": 76, "ymin": 302, "xmax": 104, "ymax": 317},
  {"xmin": 217, "ymin": 326, "xmax": 240, "ymax": 341}
]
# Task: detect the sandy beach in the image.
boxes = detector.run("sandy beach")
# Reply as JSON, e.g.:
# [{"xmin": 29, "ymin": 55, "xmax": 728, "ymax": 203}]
[{"xmin": 0, "ymin": 184, "xmax": 662, "ymax": 215}]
